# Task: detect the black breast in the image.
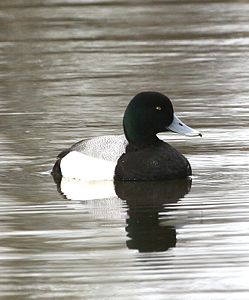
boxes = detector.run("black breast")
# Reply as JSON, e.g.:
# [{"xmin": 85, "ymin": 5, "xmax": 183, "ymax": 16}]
[{"xmin": 114, "ymin": 142, "xmax": 191, "ymax": 181}]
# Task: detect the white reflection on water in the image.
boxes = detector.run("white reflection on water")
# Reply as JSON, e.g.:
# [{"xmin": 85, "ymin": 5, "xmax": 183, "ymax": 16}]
[{"xmin": 60, "ymin": 178, "xmax": 116, "ymax": 200}]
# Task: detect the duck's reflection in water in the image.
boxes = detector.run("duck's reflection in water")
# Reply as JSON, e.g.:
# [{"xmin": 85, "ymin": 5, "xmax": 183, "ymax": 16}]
[
  {"xmin": 52, "ymin": 172, "xmax": 191, "ymax": 253},
  {"xmin": 115, "ymin": 179, "xmax": 191, "ymax": 252}
]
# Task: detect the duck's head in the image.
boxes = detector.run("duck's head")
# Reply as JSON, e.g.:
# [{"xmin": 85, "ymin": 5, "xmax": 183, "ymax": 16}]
[{"xmin": 123, "ymin": 91, "xmax": 201, "ymax": 146}]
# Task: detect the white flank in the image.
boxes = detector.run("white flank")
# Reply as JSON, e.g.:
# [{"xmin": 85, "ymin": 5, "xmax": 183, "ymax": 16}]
[{"xmin": 60, "ymin": 151, "xmax": 116, "ymax": 181}]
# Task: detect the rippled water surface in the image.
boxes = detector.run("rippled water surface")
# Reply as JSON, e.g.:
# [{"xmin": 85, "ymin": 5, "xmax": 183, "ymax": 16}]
[{"xmin": 1, "ymin": 0, "xmax": 249, "ymax": 299}]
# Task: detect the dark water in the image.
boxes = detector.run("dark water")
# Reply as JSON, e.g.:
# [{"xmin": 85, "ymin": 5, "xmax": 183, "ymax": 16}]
[{"xmin": 1, "ymin": 0, "xmax": 249, "ymax": 299}]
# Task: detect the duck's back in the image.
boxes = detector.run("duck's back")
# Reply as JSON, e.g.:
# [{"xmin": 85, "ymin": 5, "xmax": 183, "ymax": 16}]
[
  {"xmin": 114, "ymin": 142, "xmax": 191, "ymax": 181},
  {"xmin": 71, "ymin": 134, "xmax": 127, "ymax": 162}
]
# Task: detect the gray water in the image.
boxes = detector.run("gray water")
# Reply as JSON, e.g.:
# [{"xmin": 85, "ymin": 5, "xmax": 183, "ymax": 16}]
[{"xmin": 1, "ymin": 0, "xmax": 249, "ymax": 299}]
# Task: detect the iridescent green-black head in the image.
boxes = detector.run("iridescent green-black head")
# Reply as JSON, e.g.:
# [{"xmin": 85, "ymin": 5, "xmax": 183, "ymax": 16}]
[{"xmin": 123, "ymin": 91, "xmax": 201, "ymax": 147}]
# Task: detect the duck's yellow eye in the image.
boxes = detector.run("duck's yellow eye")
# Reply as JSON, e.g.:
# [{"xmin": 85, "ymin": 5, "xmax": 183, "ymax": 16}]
[{"xmin": 156, "ymin": 106, "xmax": 162, "ymax": 111}]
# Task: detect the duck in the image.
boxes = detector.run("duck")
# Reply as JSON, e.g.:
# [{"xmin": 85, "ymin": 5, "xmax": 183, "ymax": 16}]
[{"xmin": 52, "ymin": 91, "xmax": 201, "ymax": 181}]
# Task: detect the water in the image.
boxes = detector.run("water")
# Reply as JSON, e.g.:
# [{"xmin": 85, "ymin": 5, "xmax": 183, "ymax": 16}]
[{"xmin": 1, "ymin": 0, "xmax": 249, "ymax": 299}]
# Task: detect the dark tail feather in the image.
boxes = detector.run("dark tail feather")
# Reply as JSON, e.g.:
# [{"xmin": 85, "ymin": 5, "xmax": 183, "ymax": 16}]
[{"xmin": 51, "ymin": 148, "xmax": 70, "ymax": 184}]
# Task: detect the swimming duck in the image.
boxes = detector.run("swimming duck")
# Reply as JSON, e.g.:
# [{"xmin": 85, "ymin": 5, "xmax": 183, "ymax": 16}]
[{"xmin": 52, "ymin": 91, "xmax": 201, "ymax": 181}]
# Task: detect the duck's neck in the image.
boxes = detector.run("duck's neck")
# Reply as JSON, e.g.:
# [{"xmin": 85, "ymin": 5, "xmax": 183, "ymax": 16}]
[{"xmin": 124, "ymin": 124, "xmax": 160, "ymax": 148}]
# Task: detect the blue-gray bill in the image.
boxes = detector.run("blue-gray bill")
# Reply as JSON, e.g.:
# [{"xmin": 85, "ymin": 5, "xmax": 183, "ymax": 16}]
[{"xmin": 167, "ymin": 114, "xmax": 202, "ymax": 137}]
